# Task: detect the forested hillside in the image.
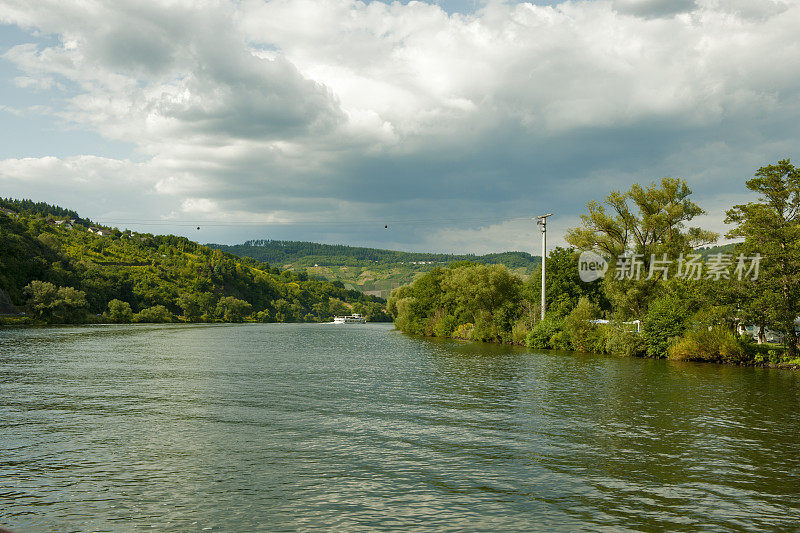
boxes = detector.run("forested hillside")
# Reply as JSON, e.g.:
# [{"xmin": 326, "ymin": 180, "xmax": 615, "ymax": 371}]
[
  {"xmin": 211, "ymin": 240, "xmax": 541, "ymax": 297},
  {"xmin": 211, "ymin": 240, "xmax": 540, "ymax": 268},
  {"xmin": 0, "ymin": 202, "xmax": 388, "ymax": 324}
]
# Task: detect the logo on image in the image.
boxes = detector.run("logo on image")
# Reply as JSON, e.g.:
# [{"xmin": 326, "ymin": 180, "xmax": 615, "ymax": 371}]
[{"xmin": 578, "ymin": 251, "xmax": 608, "ymax": 282}]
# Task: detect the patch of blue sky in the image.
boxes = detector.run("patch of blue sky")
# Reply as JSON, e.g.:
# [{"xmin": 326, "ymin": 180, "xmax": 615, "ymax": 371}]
[
  {"xmin": 0, "ymin": 24, "xmax": 136, "ymax": 160},
  {"xmin": 369, "ymin": 0, "xmax": 566, "ymax": 15}
]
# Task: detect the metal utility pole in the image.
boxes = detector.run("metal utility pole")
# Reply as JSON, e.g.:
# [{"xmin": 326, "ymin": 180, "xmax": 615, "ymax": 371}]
[{"xmin": 536, "ymin": 213, "xmax": 553, "ymax": 320}]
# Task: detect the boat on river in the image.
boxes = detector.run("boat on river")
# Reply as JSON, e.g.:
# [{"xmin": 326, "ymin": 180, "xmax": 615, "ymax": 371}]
[{"xmin": 333, "ymin": 313, "xmax": 366, "ymax": 324}]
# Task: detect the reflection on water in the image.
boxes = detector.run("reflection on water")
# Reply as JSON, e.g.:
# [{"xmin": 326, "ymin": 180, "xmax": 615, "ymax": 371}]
[{"xmin": 1, "ymin": 323, "xmax": 799, "ymax": 531}]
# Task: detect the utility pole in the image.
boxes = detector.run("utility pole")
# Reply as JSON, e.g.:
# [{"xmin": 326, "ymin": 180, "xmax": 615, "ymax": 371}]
[{"xmin": 536, "ymin": 213, "xmax": 553, "ymax": 320}]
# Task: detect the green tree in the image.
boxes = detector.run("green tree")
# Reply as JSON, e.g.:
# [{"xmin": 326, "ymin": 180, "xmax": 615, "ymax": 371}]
[
  {"xmin": 216, "ymin": 296, "xmax": 252, "ymax": 322},
  {"xmin": 255, "ymin": 309, "xmax": 272, "ymax": 322},
  {"xmin": 51, "ymin": 286, "xmax": 88, "ymax": 323},
  {"xmin": 105, "ymin": 299, "xmax": 133, "ymax": 323},
  {"xmin": 527, "ymin": 247, "xmax": 609, "ymax": 319},
  {"xmin": 642, "ymin": 295, "xmax": 689, "ymax": 358},
  {"xmin": 567, "ymin": 178, "xmax": 716, "ymax": 319},
  {"xmin": 177, "ymin": 293, "xmax": 205, "ymax": 321},
  {"xmin": 24, "ymin": 280, "xmax": 59, "ymax": 321},
  {"xmin": 133, "ymin": 305, "xmax": 174, "ymax": 323},
  {"xmin": 726, "ymin": 159, "xmax": 800, "ymax": 357},
  {"xmin": 562, "ymin": 296, "xmax": 602, "ymax": 352}
]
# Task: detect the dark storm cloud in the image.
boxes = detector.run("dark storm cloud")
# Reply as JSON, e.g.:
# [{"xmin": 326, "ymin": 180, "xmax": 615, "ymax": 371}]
[{"xmin": 613, "ymin": 0, "xmax": 697, "ymax": 18}]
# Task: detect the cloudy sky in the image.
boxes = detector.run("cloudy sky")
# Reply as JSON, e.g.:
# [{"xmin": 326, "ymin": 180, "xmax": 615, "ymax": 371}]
[{"xmin": 0, "ymin": 0, "xmax": 798, "ymax": 253}]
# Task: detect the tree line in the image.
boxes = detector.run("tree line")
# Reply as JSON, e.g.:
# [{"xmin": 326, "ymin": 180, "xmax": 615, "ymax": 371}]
[{"xmin": 388, "ymin": 159, "xmax": 800, "ymax": 367}]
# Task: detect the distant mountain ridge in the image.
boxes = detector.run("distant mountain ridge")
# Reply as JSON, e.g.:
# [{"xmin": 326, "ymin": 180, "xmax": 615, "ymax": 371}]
[
  {"xmin": 209, "ymin": 240, "xmax": 542, "ymax": 298},
  {"xmin": 210, "ymin": 239, "xmax": 541, "ymax": 268}
]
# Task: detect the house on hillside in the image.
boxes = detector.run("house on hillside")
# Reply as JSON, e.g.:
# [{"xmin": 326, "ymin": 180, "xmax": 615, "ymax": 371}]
[
  {"xmin": 96, "ymin": 229, "xmax": 112, "ymax": 237},
  {"xmin": 0, "ymin": 207, "xmax": 17, "ymax": 217}
]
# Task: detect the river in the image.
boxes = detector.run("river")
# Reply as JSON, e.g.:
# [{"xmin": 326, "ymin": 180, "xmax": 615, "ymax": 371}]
[{"xmin": 1, "ymin": 323, "xmax": 799, "ymax": 531}]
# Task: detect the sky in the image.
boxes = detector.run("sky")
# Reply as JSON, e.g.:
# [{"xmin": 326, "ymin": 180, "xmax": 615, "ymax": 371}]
[{"xmin": 0, "ymin": 0, "xmax": 798, "ymax": 254}]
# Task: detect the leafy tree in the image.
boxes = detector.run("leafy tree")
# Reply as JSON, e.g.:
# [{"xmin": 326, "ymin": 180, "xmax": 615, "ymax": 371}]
[
  {"xmin": 52, "ymin": 286, "xmax": 88, "ymax": 323},
  {"xmin": 726, "ymin": 159, "xmax": 800, "ymax": 357},
  {"xmin": 24, "ymin": 280, "xmax": 59, "ymax": 320},
  {"xmin": 566, "ymin": 178, "xmax": 716, "ymax": 318},
  {"xmin": 216, "ymin": 296, "xmax": 252, "ymax": 322},
  {"xmin": 525, "ymin": 316, "xmax": 564, "ymax": 349},
  {"xmin": 133, "ymin": 305, "xmax": 174, "ymax": 323},
  {"xmin": 24, "ymin": 281, "xmax": 88, "ymax": 323},
  {"xmin": 178, "ymin": 292, "xmax": 210, "ymax": 321},
  {"xmin": 642, "ymin": 295, "xmax": 689, "ymax": 358},
  {"xmin": 562, "ymin": 297, "xmax": 602, "ymax": 352},
  {"xmin": 526, "ymin": 247, "xmax": 609, "ymax": 319},
  {"xmin": 255, "ymin": 309, "xmax": 272, "ymax": 322},
  {"xmin": 105, "ymin": 299, "xmax": 133, "ymax": 323}
]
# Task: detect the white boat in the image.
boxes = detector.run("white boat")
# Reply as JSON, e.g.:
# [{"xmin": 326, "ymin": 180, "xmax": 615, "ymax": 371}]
[{"xmin": 333, "ymin": 313, "xmax": 366, "ymax": 324}]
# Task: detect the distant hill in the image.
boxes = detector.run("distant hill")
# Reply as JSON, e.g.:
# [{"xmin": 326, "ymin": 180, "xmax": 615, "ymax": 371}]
[
  {"xmin": 695, "ymin": 243, "xmax": 737, "ymax": 257},
  {"xmin": 210, "ymin": 240, "xmax": 541, "ymax": 298},
  {"xmin": 211, "ymin": 239, "xmax": 541, "ymax": 267}
]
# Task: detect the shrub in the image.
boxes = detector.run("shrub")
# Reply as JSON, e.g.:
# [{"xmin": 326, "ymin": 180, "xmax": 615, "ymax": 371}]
[
  {"xmin": 511, "ymin": 320, "xmax": 530, "ymax": 345},
  {"xmin": 525, "ymin": 316, "xmax": 564, "ymax": 349},
  {"xmin": 586, "ymin": 323, "xmax": 612, "ymax": 354},
  {"xmin": 667, "ymin": 326, "xmax": 750, "ymax": 363},
  {"xmin": 431, "ymin": 310, "xmax": 457, "ymax": 338},
  {"xmin": 562, "ymin": 297, "xmax": 601, "ymax": 351},
  {"xmin": 451, "ymin": 322, "xmax": 474, "ymax": 340},
  {"xmin": 606, "ymin": 328, "xmax": 647, "ymax": 357},
  {"xmin": 133, "ymin": 305, "xmax": 174, "ymax": 323},
  {"xmin": 105, "ymin": 299, "xmax": 133, "ymax": 323},
  {"xmin": 642, "ymin": 296, "xmax": 689, "ymax": 358},
  {"xmin": 549, "ymin": 329, "xmax": 572, "ymax": 350},
  {"xmin": 215, "ymin": 296, "xmax": 252, "ymax": 323},
  {"xmin": 471, "ymin": 311, "xmax": 503, "ymax": 342}
]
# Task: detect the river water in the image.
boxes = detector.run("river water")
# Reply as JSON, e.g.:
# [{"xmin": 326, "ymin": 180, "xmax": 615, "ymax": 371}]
[{"xmin": 1, "ymin": 323, "xmax": 799, "ymax": 531}]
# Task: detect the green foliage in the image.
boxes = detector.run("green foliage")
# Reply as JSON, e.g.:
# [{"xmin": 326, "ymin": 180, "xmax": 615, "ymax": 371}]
[
  {"xmin": 254, "ymin": 309, "xmax": 272, "ymax": 323},
  {"xmin": 1, "ymin": 197, "xmax": 82, "ymax": 222},
  {"xmin": 525, "ymin": 316, "xmax": 564, "ymax": 349},
  {"xmin": 606, "ymin": 329, "xmax": 647, "ymax": 357},
  {"xmin": 642, "ymin": 296, "xmax": 690, "ymax": 358},
  {"xmin": 726, "ymin": 158, "xmax": 800, "ymax": 358},
  {"xmin": 562, "ymin": 297, "xmax": 601, "ymax": 352},
  {"xmin": 668, "ymin": 326, "xmax": 751, "ymax": 363},
  {"xmin": 133, "ymin": 305, "xmax": 174, "ymax": 323},
  {"xmin": 527, "ymin": 247, "xmax": 609, "ymax": 319},
  {"xmin": 451, "ymin": 322, "xmax": 474, "ymax": 340},
  {"xmin": 567, "ymin": 178, "xmax": 716, "ymax": 318},
  {"xmin": 105, "ymin": 299, "xmax": 133, "ymax": 323},
  {"xmin": 216, "ymin": 296, "xmax": 252, "ymax": 323},
  {"xmin": 24, "ymin": 280, "xmax": 60, "ymax": 321},
  {"xmin": 389, "ymin": 263, "xmax": 524, "ymax": 342},
  {"xmin": 23, "ymin": 281, "xmax": 88, "ymax": 323},
  {"xmin": 177, "ymin": 293, "xmax": 206, "ymax": 321},
  {"xmin": 1, "ymin": 201, "xmax": 388, "ymax": 325},
  {"xmin": 210, "ymin": 240, "xmax": 541, "ymax": 299}
]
